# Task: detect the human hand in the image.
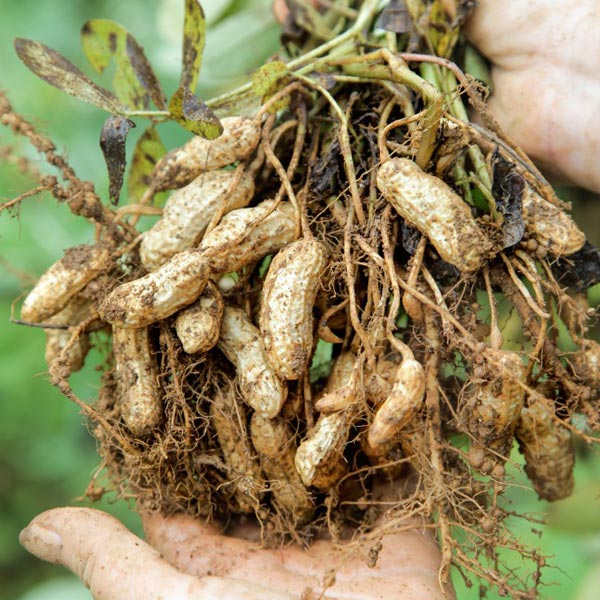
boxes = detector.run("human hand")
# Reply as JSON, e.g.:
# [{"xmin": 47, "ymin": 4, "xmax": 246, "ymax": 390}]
[
  {"xmin": 19, "ymin": 507, "xmax": 451, "ymax": 599},
  {"xmin": 466, "ymin": 0, "xmax": 600, "ymax": 192}
]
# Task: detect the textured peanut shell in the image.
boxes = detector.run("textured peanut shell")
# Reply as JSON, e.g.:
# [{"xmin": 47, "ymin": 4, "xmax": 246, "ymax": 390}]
[
  {"xmin": 175, "ymin": 281, "xmax": 224, "ymax": 354},
  {"xmin": 149, "ymin": 116, "xmax": 261, "ymax": 192},
  {"xmin": 99, "ymin": 250, "xmax": 210, "ymax": 328},
  {"xmin": 467, "ymin": 350, "xmax": 526, "ymax": 458},
  {"xmin": 314, "ymin": 352, "xmax": 358, "ymax": 413},
  {"xmin": 44, "ymin": 297, "xmax": 93, "ymax": 373},
  {"xmin": 250, "ymin": 414, "xmax": 314, "ymax": 525},
  {"xmin": 367, "ymin": 358, "xmax": 426, "ymax": 449},
  {"xmin": 112, "ymin": 326, "xmax": 162, "ymax": 436},
  {"xmin": 376, "ymin": 158, "xmax": 491, "ymax": 272},
  {"xmin": 140, "ymin": 170, "xmax": 255, "ymax": 271},
  {"xmin": 295, "ymin": 411, "xmax": 349, "ymax": 490},
  {"xmin": 210, "ymin": 386, "xmax": 264, "ymax": 513},
  {"xmin": 217, "ymin": 306, "xmax": 287, "ymax": 419},
  {"xmin": 260, "ymin": 239, "xmax": 328, "ymax": 380},
  {"xmin": 522, "ymin": 186, "xmax": 585, "ymax": 256},
  {"xmin": 199, "ymin": 200, "xmax": 298, "ymax": 274},
  {"xmin": 516, "ymin": 396, "xmax": 575, "ymax": 501},
  {"xmin": 21, "ymin": 244, "xmax": 109, "ymax": 322},
  {"xmin": 572, "ymin": 339, "xmax": 600, "ymax": 388}
]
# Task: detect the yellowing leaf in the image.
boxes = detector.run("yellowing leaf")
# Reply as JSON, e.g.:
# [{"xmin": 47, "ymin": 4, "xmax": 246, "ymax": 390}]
[
  {"xmin": 14, "ymin": 38, "xmax": 124, "ymax": 114},
  {"xmin": 169, "ymin": 86, "xmax": 223, "ymax": 139},
  {"xmin": 180, "ymin": 0, "xmax": 207, "ymax": 92},
  {"xmin": 81, "ymin": 19, "xmax": 167, "ymax": 110},
  {"xmin": 251, "ymin": 60, "xmax": 290, "ymax": 112},
  {"xmin": 128, "ymin": 126, "xmax": 167, "ymax": 203}
]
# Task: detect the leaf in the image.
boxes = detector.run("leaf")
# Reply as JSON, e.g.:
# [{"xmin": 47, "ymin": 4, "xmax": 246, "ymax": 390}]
[
  {"xmin": 375, "ymin": 0, "xmax": 412, "ymax": 33},
  {"xmin": 491, "ymin": 152, "xmax": 525, "ymax": 248},
  {"xmin": 81, "ymin": 20, "xmax": 167, "ymax": 110},
  {"xmin": 180, "ymin": 0, "xmax": 207, "ymax": 92},
  {"xmin": 169, "ymin": 86, "xmax": 223, "ymax": 139},
  {"xmin": 100, "ymin": 115, "xmax": 135, "ymax": 205},
  {"xmin": 127, "ymin": 126, "xmax": 167, "ymax": 203},
  {"xmin": 14, "ymin": 38, "xmax": 125, "ymax": 113},
  {"xmin": 251, "ymin": 60, "xmax": 290, "ymax": 111}
]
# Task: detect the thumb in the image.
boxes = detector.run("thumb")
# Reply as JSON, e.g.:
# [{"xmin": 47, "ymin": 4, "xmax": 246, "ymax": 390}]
[{"xmin": 20, "ymin": 507, "xmax": 293, "ymax": 600}]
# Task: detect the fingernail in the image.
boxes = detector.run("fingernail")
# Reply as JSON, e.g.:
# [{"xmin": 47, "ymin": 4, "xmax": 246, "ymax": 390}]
[{"xmin": 19, "ymin": 523, "xmax": 63, "ymax": 560}]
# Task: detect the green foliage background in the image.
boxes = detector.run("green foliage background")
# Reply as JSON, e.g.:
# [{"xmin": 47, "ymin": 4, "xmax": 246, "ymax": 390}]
[{"xmin": 0, "ymin": 1, "xmax": 598, "ymax": 599}]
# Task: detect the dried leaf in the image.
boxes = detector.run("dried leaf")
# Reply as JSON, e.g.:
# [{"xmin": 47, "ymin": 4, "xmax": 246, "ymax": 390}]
[
  {"xmin": 376, "ymin": 0, "xmax": 412, "ymax": 33},
  {"xmin": 14, "ymin": 38, "xmax": 124, "ymax": 113},
  {"xmin": 492, "ymin": 153, "xmax": 525, "ymax": 248},
  {"xmin": 128, "ymin": 126, "xmax": 167, "ymax": 203},
  {"xmin": 169, "ymin": 86, "xmax": 223, "ymax": 139},
  {"xmin": 81, "ymin": 20, "xmax": 167, "ymax": 110},
  {"xmin": 100, "ymin": 115, "xmax": 135, "ymax": 204},
  {"xmin": 251, "ymin": 60, "xmax": 290, "ymax": 112},
  {"xmin": 180, "ymin": 0, "xmax": 207, "ymax": 92},
  {"xmin": 552, "ymin": 242, "xmax": 600, "ymax": 292}
]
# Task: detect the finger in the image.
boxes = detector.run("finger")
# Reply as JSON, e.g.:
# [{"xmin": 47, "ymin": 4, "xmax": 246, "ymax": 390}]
[{"xmin": 20, "ymin": 507, "xmax": 294, "ymax": 600}]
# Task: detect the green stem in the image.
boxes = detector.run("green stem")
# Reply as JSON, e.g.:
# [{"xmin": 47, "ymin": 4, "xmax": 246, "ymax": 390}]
[{"xmin": 206, "ymin": 0, "xmax": 381, "ymax": 111}]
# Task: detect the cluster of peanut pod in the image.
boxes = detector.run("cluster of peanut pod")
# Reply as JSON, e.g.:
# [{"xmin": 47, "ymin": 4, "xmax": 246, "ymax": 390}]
[{"xmin": 20, "ymin": 98, "xmax": 600, "ymax": 590}]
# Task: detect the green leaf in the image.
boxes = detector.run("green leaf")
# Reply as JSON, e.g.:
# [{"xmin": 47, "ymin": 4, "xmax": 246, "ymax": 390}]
[
  {"xmin": 309, "ymin": 340, "xmax": 334, "ymax": 383},
  {"xmin": 169, "ymin": 86, "xmax": 223, "ymax": 139},
  {"xmin": 81, "ymin": 20, "xmax": 167, "ymax": 110},
  {"xmin": 180, "ymin": 0, "xmax": 207, "ymax": 92},
  {"xmin": 13, "ymin": 38, "xmax": 125, "ymax": 114},
  {"xmin": 99, "ymin": 115, "xmax": 135, "ymax": 204},
  {"xmin": 251, "ymin": 60, "xmax": 290, "ymax": 112},
  {"xmin": 127, "ymin": 126, "xmax": 167, "ymax": 203}
]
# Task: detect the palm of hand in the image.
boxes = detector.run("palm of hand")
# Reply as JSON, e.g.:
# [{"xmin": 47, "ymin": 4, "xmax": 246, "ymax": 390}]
[
  {"xmin": 466, "ymin": 0, "xmax": 600, "ymax": 192},
  {"xmin": 20, "ymin": 507, "xmax": 449, "ymax": 600}
]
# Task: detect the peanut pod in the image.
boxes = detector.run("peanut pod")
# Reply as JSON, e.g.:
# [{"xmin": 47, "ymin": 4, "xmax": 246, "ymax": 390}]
[
  {"xmin": 466, "ymin": 349, "xmax": 526, "ymax": 460},
  {"xmin": 522, "ymin": 185, "xmax": 585, "ymax": 256},
  {"xmin": 250, "ymin": 414, "xmax": 314, "ymax": 525},
  {"xmin": 44, "ymin": 296, "xmax": 93, "ymax": 374},
  {"xmin": 314, "ymin": 352, "xmax": 359, "ymax": 413},
  {"xmin": 217, "ymin": 305, "xmax": 287, "ymax": 419},
  {"xmin": 516, "ymin": 395, "xmax": 575, "ymax": 501},
  {"xmin": 21, "ymin": 244, "xmax": 110, "ymax": 322},
  {"xmin": 572, "ymin": 339, "xmax": 600, "ymax": 389},
  {"xmin": 175, "ymin": 281, "xmax": 224, "ymax": 354},
  {"xmin": 112, "ymin": 326, "xmax": 162, "ymax": 436},
  {"xmin": 99, "ymin": 250, "xmax": 210, "ymax": 328},
  {"xmin": 199, "ymin": 200, "xmax": 298, "ymax": 274},
  {"xmin": 140, "ymin": 170, "xmax": 255, "ymax": 271},
  {"xmin": 367, "ymin": 358, "xmax": 425, "ymax": 453},
  {"xmin": 148, "ymin": 116, "xmax": 261, "ymax": 193},
  {"xmin": 210, "ymin": 385, "xmax": 264, "ymax": 513},
  {"xmin": 377, "ymin": 158, "xmax": 491, "ymax": 272},
  {"xmin": 260, "ymin": 238, "xmax": 328, "ymax": 380},
  {"xmin": 295, "ymin": 410, "xmax": 353, "ymax": 490}
]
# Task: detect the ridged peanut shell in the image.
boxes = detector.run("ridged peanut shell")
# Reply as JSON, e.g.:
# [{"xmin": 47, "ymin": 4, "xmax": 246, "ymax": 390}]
[
  {"xmin": 199, "ymin": 200, "xmax": 298, "ymax": 274},
  {"xmin": 250, "ymin": 414, "xmax": 314, "ymax": 525},
  {"xmin": 21, "ymin": 244, "xmax": 109, "ymax": 322},
  {"xmin": 112, "ymin": 326, "xmax": 162, "ymax": 436},
  {"xmin": 260, "ymin": 238, "xmax": 328, "ymax": 380},
  {"xmin": 149, "ymin": 116, "xmax": 261, "ymax": 192},
  {"xmin": 99, "ymin": 250, "xmax": 210, "ymax": 328},
  {"xmin": 217, "ymin": 306, "xmax": 287, "ymax": 419},
  {"xmin": 516, "ymin": 396, "xmax": 574, "ymax": 501},
  {"xmin": 140, "ymin": 170, "xmax": 255, "ymax": 271},
  {"xmin": 175, "ymin": 281, "xmax": 224, "ymax": 354},
  {"xmin": 377, "ymin": 158, "xmax": 491, "ymax": 272},
  {"xmin": 367, "ymin": 358, "xmax": 425, "ymax": 450},
  {"xmin": 522, "ymin": 186, "xmax": 585, "ymax": 256}
]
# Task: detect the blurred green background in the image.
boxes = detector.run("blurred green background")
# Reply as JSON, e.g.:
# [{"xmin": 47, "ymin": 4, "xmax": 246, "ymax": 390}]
[{"xmin": 0, "ymin": 1, "xmax": 598, "ymax": 599}]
